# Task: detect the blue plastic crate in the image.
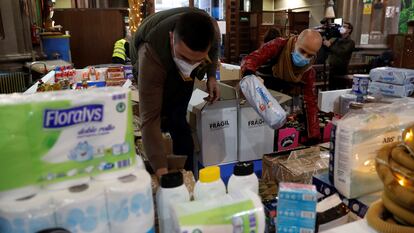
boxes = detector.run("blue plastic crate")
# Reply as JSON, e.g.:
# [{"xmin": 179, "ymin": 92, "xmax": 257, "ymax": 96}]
[{"xmin": 42, "ymin": 35, "xmax": 71, "ymax": 62}]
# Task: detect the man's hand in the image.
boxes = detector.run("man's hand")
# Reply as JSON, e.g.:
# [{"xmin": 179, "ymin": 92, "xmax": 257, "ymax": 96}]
[
  {"xmin": 205, "ymin": 76, "xmax": 220, "ymax": 103},
  {"xmin": 156, "ymin": 168, "xmax": 168, "ymax": 178},
  {"xmin": 323, "ymin": 40, "xmax": 331, "ymax": 47}
]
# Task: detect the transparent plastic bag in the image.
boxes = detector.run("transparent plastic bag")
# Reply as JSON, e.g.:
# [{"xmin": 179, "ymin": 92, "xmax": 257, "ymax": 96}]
[
  {"xmin": 333, "ymin": 98, "xmax": 414, "ymax": 198},
  {"xmin": 240, "ymin": 75, "xmax": 286, "ymax": 129}
]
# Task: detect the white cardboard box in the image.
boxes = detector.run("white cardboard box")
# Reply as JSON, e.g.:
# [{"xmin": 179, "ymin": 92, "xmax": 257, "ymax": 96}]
[
  {"xmin": 318, "ymin": 89, "xmax": 352, "ymax": 114},
  {"xmin": 188, "ymin": 83, "xmax": 239, "ymax": 166},
  {"xmin": 219, "ymin": 63, "xmax": 241, "ymax": 81},
  {"xmin": 238, "ymin": 102, "xmax": 274, "ymax": 161},
  {"xmin": 198, "ymin": 100, "xmax": 238, "ymax": 166}
]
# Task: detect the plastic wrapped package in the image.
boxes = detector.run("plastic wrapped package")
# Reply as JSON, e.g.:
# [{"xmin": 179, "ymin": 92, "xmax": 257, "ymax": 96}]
[
  {"xmin": 369, "ymin": 67, "xmax": 414, "ymax": 85},
  {"xmin": 368, "ymin": 81, "xmax": 414, "ymax": 98},
  {"xmin": 262, "ymin": 147, "xmax": 329, "ymax": 184},
  {"xmin": 170, "ymin": 191, "xmax": 265, "ymax": 233},
  {"xmin": 333, "ymin": 99, "xmax": 414, "ymax": 199},
  {"xmin": 0, "ymin": 87, "xmax": 136, "ymax": 196},
  {"xmin": 277, "ymin": 183, "xmax": 317, "ymax": 233},
  {"xmin": 240, "ymin": 75, "xmax": 287, "ymax": 129}
]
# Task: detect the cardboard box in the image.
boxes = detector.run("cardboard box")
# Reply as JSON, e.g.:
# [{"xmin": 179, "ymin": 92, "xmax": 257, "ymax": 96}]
[
  {"xmin": 262, "ymin": 147, "xmax": 329, "ymax": 184},
  {"xmin": 312, "ymin": 172, "xmax": 337, "ymax": 201},
  {"xmin": 259, "ymin": 179, "xmax": 278, "ymax": 201},
  {"xmin": 219, "ymin": 63, "xmax": 241, "ymax": 81},
  {"xmin": 188, "ymin": 82, "xmax": 239, "ymax": 166},
  {"xmin": 274, "ymin": 127, "xmax": 300, "ymax": 152},
  {"xmin": 198, "ymin": 101, "xmax": 238, "ymax": 166},
  {"xmin": 238, "ymin": 101, "xmax": 274, "ymax": 161},
  {"xmin": 276, "ymin": 183, "xmax": 317, "ymax": 233},
  {"xmin": 318, "ymin": 89, "xmax": 352, "ymax": 114},
  {"xmin": 136, "ymin": 133, "xmax": 173, "ymax": 157}
]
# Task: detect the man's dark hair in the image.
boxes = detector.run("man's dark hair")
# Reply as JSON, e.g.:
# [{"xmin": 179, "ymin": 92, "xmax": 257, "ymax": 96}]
[
  {"xmin": 174, "ymin": 11, "xmax": 215, "ymax": 52},
  {"xmin": 344, "ymin": 22, "xmax": 353, "ymax": 34}
]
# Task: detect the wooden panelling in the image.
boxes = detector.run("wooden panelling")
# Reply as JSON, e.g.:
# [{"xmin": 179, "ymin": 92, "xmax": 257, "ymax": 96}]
[
  {"xmin": 54, "ymin": 8, "xmax": 127, "ymax": 68},
  {"xmin": 388, "ymin": 34, "xmax": 414, "ymax": 69}
]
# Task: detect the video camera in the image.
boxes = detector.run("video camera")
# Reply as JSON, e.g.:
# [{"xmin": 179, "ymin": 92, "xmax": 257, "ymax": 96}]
[{"xmin": 314, "ymin": 18, "xmax": 342, "ymax": 40}]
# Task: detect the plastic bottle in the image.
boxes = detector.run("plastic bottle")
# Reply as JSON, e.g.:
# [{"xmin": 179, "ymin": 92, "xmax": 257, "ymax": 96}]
[
  {"xmin": 194, "ymin": 166, "xmax": 226, "ymax": 200},
  {"xmin": 228, "ymin": 161, "xmax": 259, "ymax": 195},
  {"xmin": 156, "ymin": 172, "xmax": 190, "ymax": 233}
]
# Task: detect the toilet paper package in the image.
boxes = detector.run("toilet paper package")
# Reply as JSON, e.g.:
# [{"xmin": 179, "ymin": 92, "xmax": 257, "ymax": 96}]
[
  {"xmin": 0, "ymin": 191, "xmax": 56, "ymax": 233},
  {"xmin": 53, "ymin": 183, "xmax": 109, "ymax": 233},
  {"xmin": 100, "ymin": 169, "xmax": 154, "ymax": 233},
  {"xmin": 240, "ymin": 75, "xmax": 287, "ymax": 129},
  {"xmin": 368, "ymin": 81, "xmax": 414, "ymax": 97},
  {"xmin": 276, "ymin": 183, "xmax": 317, "ymax": 233},
  {"xmin": 369, "ymin": 67, "xmax": 414, "ymax": 85},
  {"xmin": 171, "ymin": 191, "xmax": 265, "ymax": 233},
  {"xmin": 333, "ymin": 100, "xmax": 414, "ymax": 198},
  {"xmin": 0, "ymin": 87, "xmax": 136, "ymax": 193},
  {"xmin": 0, "ymin": 94, "xmax": 41, "ymax": 199}
]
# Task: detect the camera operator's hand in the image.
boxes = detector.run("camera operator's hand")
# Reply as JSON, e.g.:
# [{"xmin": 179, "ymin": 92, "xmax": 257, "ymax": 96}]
[{"xmin": 323, "ymin": 40, "xmax": 332, "ymax": 47}]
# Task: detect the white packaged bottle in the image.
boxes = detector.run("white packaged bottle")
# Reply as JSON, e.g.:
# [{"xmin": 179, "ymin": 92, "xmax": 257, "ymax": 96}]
[
  {"xmin": 156, "ymin": 172, "xmax": 190, "ymax": 233},
  {"xmin": 228, "ymin": 161, "xmax": 259, "ymax": 195},
  {"xmin": 194, "ymin": 166, "xmax": 226, "ymax": 200}
]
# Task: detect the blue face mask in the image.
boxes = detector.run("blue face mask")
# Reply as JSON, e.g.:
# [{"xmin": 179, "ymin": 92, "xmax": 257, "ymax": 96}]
[{"xmin": 291, "ymin": 50, "xmax": 311, "ymax": 67}]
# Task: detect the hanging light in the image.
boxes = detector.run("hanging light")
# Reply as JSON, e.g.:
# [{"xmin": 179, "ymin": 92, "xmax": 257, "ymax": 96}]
[{"xmin": 325, "ymin": 0, "xmax": 335, "ymax": 19}]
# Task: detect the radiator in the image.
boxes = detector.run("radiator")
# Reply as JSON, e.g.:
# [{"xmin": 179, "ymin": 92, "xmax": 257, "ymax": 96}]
[{"xmin": 0, "ymin": 72, "xmax": 27, "ymax": 94}]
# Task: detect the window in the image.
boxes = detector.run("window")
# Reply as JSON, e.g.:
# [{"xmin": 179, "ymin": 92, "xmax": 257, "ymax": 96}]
[{"xmin": 155, "ymin": 0, "xmax": 189, "ymax": 12}]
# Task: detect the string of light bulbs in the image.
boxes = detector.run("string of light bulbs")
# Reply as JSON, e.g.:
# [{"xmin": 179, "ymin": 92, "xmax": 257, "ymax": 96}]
[{"xmin": 128, "ymin": 0, "xmax": 146, "ymax": 34}]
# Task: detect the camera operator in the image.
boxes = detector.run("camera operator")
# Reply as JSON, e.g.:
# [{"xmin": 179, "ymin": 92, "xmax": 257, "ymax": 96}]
[
  {"xmin": 314, "ymin": 18, "xmax": 341, "ymax": 64},
  {"xmin": 324, "ymin": 22, "xmax": 355, "ymax": 90}
]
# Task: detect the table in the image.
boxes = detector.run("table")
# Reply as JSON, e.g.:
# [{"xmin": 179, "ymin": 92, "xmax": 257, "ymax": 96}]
[{"xmin": 321, "ymin": 219, "xmax": 378, "ymax": 233}]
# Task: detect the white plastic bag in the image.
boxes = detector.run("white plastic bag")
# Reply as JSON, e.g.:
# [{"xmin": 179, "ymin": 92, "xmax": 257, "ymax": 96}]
[{"xmin": 240, "ymin": 75, "xmax": 286, "ymax": 129}]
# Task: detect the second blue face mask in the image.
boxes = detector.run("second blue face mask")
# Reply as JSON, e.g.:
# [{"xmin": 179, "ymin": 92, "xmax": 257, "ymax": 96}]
[{"xmin": 291, "ymin": 50, "xmax": 311, "ymax": 67}]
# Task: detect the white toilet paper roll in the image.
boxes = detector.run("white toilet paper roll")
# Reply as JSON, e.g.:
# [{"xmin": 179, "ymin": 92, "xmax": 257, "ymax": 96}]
[
  {"xmin": 0, "ymin": 185, "xmax": 40, "ymax": 202},
  {"xmin": 92, "ymin": 165, "xmax": 137, "ymax": 181},
  {"xmin": 53, "ymin": 183, "xmax": 110, "ymax": 233},
  {"xmin": 45, "ymin": 176, "xmax": 91, "ymax": 191},
  {"xmin": 171, "ymin": 190, "xmax": 265, "ymax": 233},
  {"xmin": 100, "ymin": 169, "xmax": 154, "ymax": 233},
  {"xmin": 136, "ymin": 154, "xmax": 145, "ymax": 170},
  {"xmin": 0, "ymin": 191, "xmax": 56, "ymax": 233}
]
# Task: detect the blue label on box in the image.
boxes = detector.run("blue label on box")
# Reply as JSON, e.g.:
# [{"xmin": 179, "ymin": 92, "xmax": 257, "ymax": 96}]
[{"xmin": 277, "ymin": 183, "xmax": 317, "ymax": 233}]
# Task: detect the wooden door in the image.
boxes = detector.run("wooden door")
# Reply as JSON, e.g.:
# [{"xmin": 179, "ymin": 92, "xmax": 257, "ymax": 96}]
[
  {"xmin": 54, "ymin": 8, "xmax": 128, "ymax": 68},
  {"xmin": 403, "ymin": 35, "xmax": 414, "ymax": 68},
  {"xmin": 288, "ymin": 11, "xmax": 309, "ymax": 35}
]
